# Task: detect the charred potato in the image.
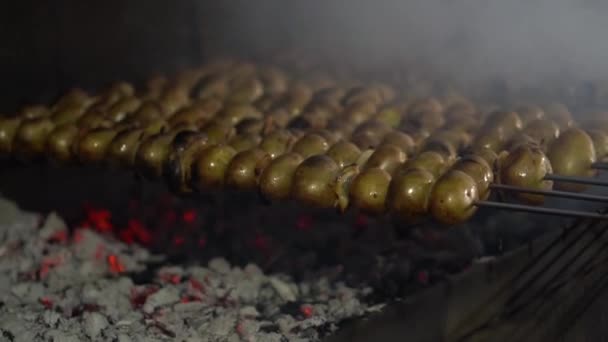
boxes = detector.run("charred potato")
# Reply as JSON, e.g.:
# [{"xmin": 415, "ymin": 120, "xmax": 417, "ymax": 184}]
[{"xmin": 165, "ymin": 131, "xmax": 212, "ymax": 193}]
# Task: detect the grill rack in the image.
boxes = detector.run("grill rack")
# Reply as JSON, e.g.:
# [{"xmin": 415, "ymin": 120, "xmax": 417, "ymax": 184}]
[{"xmin": 327, "ymin": 209, "xmax": 608, "ymax": 342}]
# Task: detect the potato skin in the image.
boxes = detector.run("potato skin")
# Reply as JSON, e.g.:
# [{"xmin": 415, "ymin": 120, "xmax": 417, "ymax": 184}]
[
  {"xmin": 291, "ymin": 134, "xmax": 330, "ymax": 159},
  {"xmin": 326, "ymin": 141, "xmax": 361, "ymax": 169},
  {"xmin": 135, "ymin": 131, "xmax": 179, "ymax": 179},
  {"xmin": 543, "ymin": 103, "xmax": 573, "ymax": 129},
  {"xmin": 473, "ymin": 111, "xmax": 523, "ymax": 152},
  {"xmin": 547, "ymin": 128, "xmax": 596, "ymax": 192},
  {"xmin": 406, "ymin": 98, "xmax": 445, "ymax": 131},
  {"xmin": 587, "ymin": 129, "xmax": 608, "ymax": 160},
  {"xmin": 224, "ymin": 148, "xmax": 270, "ymax": 191},
  {"xmin": 349, "ymin": 168, "xmax": 392, "ymax": 215},
  {"xmin": 521, "ymin": 119, "xmax": 560, "ymax": 150},
  {"xmin": 429, "ymin": 170, "xmax": 479, "ymax": 225},
  {"xmin": 291, "ymin": 155, "xmax": 340, "ymax": 209},
  {"xmin": 260, "ymin": 130, "xmax": 296, "ymax": 159},
  {"xmin": 259, "ymin": 152, "xmax": 304, "ymax": 201},
  {"xmin": 0, "ymin": 117, "xmax": 22, "ymax": 154},
  {"xmin": 515, "ymin": 104, "xmax": 545, "ymax": 125},
  {"xmin": 498, "ymin": 145, "xmax": 553, "ymax": 204},
  {"xmin": 453, "ymin": 155, "xmax": 494, "ymax": 200},
  {"xmin": 402, "ymin": 151, "xmax": 448, "ymax": 178},
  {"xmin": 165, "ymin": 132, "xmax": 211, "ymax": 193},
  {"xmin": 380, "ymin": 131, "xmax": 416, "ymax": 155},
  {"xmin": 76, "ymin": 128, "xmax": 120, "ymax": 163},
  {"xmin": 363, "ymin": 144, "xmax": 407, "ymax": 175},
  {"xmin": 13, "ymin": 117, "xmax": 55, "ymax": 160},
  {"xmin": 351, "ymin": 130, "xmax": 382, "ymax": 150},
  {"xmin": 47, "ymin": 124, "xmax": 79, "ymax": 163},
  {"xmin": 466, "ymin": 146, "xmax": 499, "ymax": 167},
  {"xmin": 387, "ymin": 168, "xmax": 435, "ymax": 222},
  {"xmin": 193, "ymin": 144, "xmax": 237, "ymax": 191}
]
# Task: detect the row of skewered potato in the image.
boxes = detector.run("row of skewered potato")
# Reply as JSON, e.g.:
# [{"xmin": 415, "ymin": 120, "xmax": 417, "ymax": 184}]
[{"xmin": 1, "ymin": 58, "xmax": 607, "ymax": 226}]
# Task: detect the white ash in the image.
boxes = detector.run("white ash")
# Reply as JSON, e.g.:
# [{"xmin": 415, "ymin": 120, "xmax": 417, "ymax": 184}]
[{"xmin": 0, "ymin": 197, "xmax": 383, "ymax": 341}]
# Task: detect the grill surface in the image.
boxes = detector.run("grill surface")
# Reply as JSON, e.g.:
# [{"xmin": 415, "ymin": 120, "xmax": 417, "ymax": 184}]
[{"xmin": 328, "ymin": 214, "xmax": 608, "ymax": 342}]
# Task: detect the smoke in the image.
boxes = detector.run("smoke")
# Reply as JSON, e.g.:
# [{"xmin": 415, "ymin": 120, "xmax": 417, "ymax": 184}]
[{"xmin": 211, "ymin": 0, "xmax": 608, "ymax": 86}]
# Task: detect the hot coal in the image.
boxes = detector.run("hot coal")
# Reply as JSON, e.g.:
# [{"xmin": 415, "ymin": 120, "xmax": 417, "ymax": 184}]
[
  {"xmin": 0, "ymin": 196, "xmax": 387, "ymax": 341},
  {"xmin": 0, "ymin": 164, "xmax": 596, "ymax": 340}
]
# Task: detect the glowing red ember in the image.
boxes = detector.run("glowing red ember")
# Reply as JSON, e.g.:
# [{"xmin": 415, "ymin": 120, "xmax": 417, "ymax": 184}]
[
  {"xmin": 189, "ymin": 277, "xmax": 204, "ymax": 292},
  {"xmin": 182, "ymin": 209, "xmax": 197, "ymax": 223},
  {"xmin": 354, "ymin": 214, "xmax": 369, "ymax": 230},
  {"xmin": 39, "ymin": 297, "xmax": 53, "ymax": 309},
  {"xmin": 180, "ymin": 295, "xmax": 201, "ymax": 303},
  {"xmin": 107, "ymin": 254, "xmax": 125, "ymax": 274},
  {"xmin": 173, "ymin": 236, "xmax": 185, "ymax": 246},
  {"xmin": 39, "ymin": 255, "xmax": 64, "ymax": 279},
  {"xmin": 124, "ymin": 219, "xmax": 152, "ymax": 246},
  {"xmin": 296, "ymin": 215, "xmax": 313, "ymax": 231},
  {"xmin": 48, "ymin": 230, "xmax": 68, "ymax": 243},
  {"xmin": 417, "ymin": 270, "xmax": 429, "ymax": 285},
  {"xmin": 130, "ymin": 286, "xmax": 158, "ymax": 308},
  {"xmin": 85, "ymin": 207, "xmax": 113, "ymax": 233},
  {"xmin": 160, "ymin": 273, "xmax": 181, "ymax": 285},
  {"xmin": 252, "ymin": 234, "xmax": 270, "ymax": 253},
  {"xmin": 300, "ymin": 304, "xmax": 314, "ymax": 318}
]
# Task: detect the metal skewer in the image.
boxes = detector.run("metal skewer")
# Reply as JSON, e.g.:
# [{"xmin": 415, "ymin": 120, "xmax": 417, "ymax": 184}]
[
  {"xmin": 490, "ymin": 183, "xmax": 608, "ymax": 203},
  {"xmin": 475, "ymin": 201, "xmax": 608, "ymax": 220},
  {"xmin": 592, "ymin": 162, "xmax": 608, "ymax": 170},
  {"xmin": 543, "ymin": 174, "xmax": 608, "ymax": 187}
]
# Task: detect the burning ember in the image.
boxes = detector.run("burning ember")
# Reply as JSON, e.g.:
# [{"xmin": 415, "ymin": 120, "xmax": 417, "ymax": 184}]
[{"xmin": 0, "ymin": 196, "xmax": 389, "ymax": 341}]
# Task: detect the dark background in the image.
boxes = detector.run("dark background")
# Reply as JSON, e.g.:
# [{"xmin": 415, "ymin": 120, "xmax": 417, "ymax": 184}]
[
  {"xmin": 0, "ymin": 0, "xmax": 311, "ymax": 113},
  {"xmin": 0, "ymin": 1, "xmax": 214, "ymax": 112}
]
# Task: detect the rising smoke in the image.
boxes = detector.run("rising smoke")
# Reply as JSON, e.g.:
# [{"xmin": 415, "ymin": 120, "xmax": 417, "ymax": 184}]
[{"xmin": 211, "ymin": 0, "xmax": 608, "ymax": 86}]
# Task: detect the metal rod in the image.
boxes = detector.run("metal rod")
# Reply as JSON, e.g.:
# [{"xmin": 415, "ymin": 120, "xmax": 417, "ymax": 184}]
[
  {"xmin": 490, "ymin": 183, "xmax": 608, "ymax": 203},
  {"xmin": 475, "ymin": 201, "xmax": 608, "ymax": 220},
  {"xmin": 498, "ymin": 219, "xmax": 595, "ymax": 314},
  {"xmin": 544, "ymin": 174, "xmax": 608, "ymax": 187},
  {"xmin": 455, "ymin": 218, "xmax": 594, "ymax": 341},
  {"xmin": 592, "ymin": 162, "xmax": 608, "ymax": 170},
  {"xmin": 505, "ymin": 220, "xmax": 607, "ymax": 318}
]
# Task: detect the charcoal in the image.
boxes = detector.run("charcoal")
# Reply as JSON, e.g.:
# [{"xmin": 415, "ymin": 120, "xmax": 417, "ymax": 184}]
[
  {"xmin": 0, "ymin": 197, "xmax": 381, "ymax": 341},
  {"xmin": 83, "ymin": 312, "xmax": 108, "ymax": 339}
]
